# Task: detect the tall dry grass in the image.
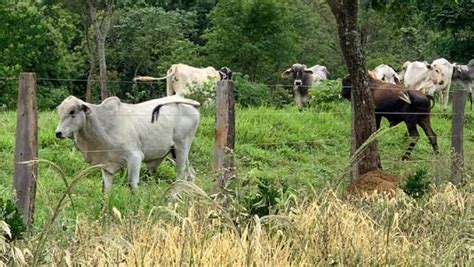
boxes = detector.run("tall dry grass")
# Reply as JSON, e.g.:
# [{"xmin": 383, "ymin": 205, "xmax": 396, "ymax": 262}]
[{"xmin": 27, "ymin": 182, "xmax": 472, "ymax": 266}]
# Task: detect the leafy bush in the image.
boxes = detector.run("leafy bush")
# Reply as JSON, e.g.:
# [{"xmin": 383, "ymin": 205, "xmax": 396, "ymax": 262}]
[
  {"xmin": 402, "ymin": 168, "xmax": 431, "ymax": 199},
  {"xmin": 185, "ymin": 79, "xmax": 217, "ymax": 106},
  {"xmin": 234, "ymin": 73, "xmax": 272, "ymax": 107},
  {"xmin": 0, "ymin": 198, "xmax": 26, "ymax": 241},
  {"xmin": 37, "ymin": 86, "xmax": 70, "ymax": 110},
  {"xmin": 308, "ymin": 79, "xmax": 342, "ymax": 107}
]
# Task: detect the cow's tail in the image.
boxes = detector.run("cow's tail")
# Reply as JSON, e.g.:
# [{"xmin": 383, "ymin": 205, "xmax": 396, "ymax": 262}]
[
  {"xmin": 151, "ymin": 105, "xmax": 163, "ymax": 123},
  {"xmin": 427, "ymin": 94, "xmax": 436, "ymax": 110},
  {"xmin": 133, "ymin": 75, "xmax": 168, "ymax": 82},
  {"xmin": 408, "ymin": 91, "xmax": 434, "ymax": 111}
]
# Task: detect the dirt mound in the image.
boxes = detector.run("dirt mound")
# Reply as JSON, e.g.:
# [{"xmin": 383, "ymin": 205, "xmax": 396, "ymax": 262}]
[{"xmin": 347, "ymin": 169, "xmax": 402, "ymax": 196}]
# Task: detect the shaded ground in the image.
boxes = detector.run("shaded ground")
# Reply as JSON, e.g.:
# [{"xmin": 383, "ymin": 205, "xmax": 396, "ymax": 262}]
[{"xmin": 347, "ymin": 169, "xmax": 402, "ymax": 196}]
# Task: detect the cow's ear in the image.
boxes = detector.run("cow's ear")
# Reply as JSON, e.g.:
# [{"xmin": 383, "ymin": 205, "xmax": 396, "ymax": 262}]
[
  {"xmin": 281, "ymin": 69, "xmax": 292, "ymax": 78},
  {"xmin": 304, "ymin": 69, "xmax": 314, "ymax": 74},
  {"xmin": 81, "ymin": 104, "xmax": 91, "ymax": 115}
]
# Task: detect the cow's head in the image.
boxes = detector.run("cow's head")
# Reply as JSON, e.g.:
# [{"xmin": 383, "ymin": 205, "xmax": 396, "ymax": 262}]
[
  {"xmin": 55, "ymin": 96, "xmax": 91, "ymax": 139},
  {"xmin": 427, "ymin": 64, "xmax": 445, "ymax": 86},
  {"xmin": 281, "ymin": 63, "xmax": 314, "ymax": 88},
  {"xmin": 452, "ymin": 63, "xmax": 466, "ymax": 80},
  {"xmin": 375, "ymin": 65, "xmax": 401, "ymax": 85},
  {"xmin": 218, "ymin": 67, "xmax": 233, "ymax": 80}
]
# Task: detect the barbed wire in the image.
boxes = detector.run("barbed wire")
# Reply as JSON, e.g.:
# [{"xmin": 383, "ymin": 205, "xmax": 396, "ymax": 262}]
[
  {"xmin": 0, "ymin": 109, "xmax": 473, "ymax": 117},
  {"xmin": 1, "ymin": 76, "xmax": 472, "ymax": 93}
]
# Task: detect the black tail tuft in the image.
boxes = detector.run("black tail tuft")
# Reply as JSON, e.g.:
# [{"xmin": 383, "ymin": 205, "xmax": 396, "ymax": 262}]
[
  {"xmin": 151, "ymin": 104, "xmax": 164, "ymax": 123},
  {"xmin": 426, "ymin": 94, "xmax": 436, "ymax": 109}
]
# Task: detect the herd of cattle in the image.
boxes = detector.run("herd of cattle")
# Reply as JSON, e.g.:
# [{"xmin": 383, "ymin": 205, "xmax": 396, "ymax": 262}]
[{"xmin": 54, "ymin": 59, "xmax": 474, "ymax": 192}]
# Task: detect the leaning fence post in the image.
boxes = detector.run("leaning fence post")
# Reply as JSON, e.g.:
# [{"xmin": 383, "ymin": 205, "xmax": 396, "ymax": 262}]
[
  {"xmin": 213, "ymin": 80, "xmax": 235, "ymax": 191},
  {"xmin": 13, "ymin": 72, "xmax": 38, "ymax": 227},
  {"xmin": 450, "ymin": 89, "xmax": 467, "ymax": 181}
]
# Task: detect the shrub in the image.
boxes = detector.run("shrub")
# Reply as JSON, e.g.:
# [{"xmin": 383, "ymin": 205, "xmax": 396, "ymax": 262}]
[
  {"xmin": 0, "ymin": 198, "xmax": 26, "ymax": 241},
  {"xmin": 402, "ymin": 168, "xmax": 431, "ymax": 199},
  {"xmin": 308, "ymin": 79, "xmax": 342, "ymax": 107},
  {"xmin": 233, "ymin": 73, "xmax": 272, "ymax": 107},
  {"xmin": 185, "ymin": 79, "xmax": 217, "ymax": 106}
]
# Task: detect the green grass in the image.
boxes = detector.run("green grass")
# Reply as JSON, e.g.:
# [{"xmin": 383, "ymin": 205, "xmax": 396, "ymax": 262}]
[{"xmin": 0, "ymin": 101, "xmax": 473, "ymax": 229}]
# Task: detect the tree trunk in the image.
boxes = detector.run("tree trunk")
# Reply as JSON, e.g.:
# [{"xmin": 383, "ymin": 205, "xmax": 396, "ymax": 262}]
[
  {"xmin": 88, "ymin": 0, "xmax": 113, "ymax": 101},
  {"xmin": 85, "ymin": 28, "xmax": 96, "ymax": 103},
  {"xmin": 326, "ymin": 0, "xmax": 381, "ymax": 177},
  {"xmin": 96, "ymin": 37, "xmax": 108, "ymax": 100}
]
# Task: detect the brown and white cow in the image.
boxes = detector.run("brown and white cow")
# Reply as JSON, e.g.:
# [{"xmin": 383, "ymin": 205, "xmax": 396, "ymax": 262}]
[{"xmin": 281, "ymin": 63, "xmax": 330, "ymax": 108}]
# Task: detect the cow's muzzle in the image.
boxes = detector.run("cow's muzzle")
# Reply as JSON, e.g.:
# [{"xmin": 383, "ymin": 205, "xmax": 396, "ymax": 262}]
[
  {"xmin": 55, "ymin": 131, "xmax": 65, "ymax": 139},
  {"xmin": 294, "ymin": 80, "xmax": 302, "ymax": 86}
]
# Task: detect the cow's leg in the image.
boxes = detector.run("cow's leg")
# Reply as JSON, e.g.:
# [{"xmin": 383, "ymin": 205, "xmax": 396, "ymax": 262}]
[
  {"xmin": 301, "ymin": 93, "xmax": 309, "ymax": 108},
  {"xmin": 443, "ymin": 81, "xmax": 452, "ymax": 111},
  {"xmin": 173, "ymin": 140, "xmax": 194, "ymax": 182},
  {"xmin": 468, "ymin": 87, "xmax": 474, "ymax": 111},
  {"xmin": 437, "ymin": 90, "xmax": 444, "ymax": 110},
  {"xmin": 293, "ymin": 89, "xmax": 303, "ymax": 109},
  {"xmin": 401, "ymin": 122, "xmax": 419, "ymax": 161},
  {"xmin": 418, "ymin": 117, "xmax": 439, "ymax": 155},
  {"xmin": 127, "ymin": 153, "xmax": 144, "ymax": 190},
  {"xmin": 101, "ymin": 169, "xmax": 114, "ymax": 193}
]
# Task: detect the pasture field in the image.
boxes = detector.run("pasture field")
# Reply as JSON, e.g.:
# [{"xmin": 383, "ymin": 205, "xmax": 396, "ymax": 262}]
[{"xmin": 0, "ymin": 101, "xmax": 473, "ymax": 265}]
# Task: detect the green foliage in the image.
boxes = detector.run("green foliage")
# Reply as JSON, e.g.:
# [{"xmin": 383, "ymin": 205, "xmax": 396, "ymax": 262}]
[
  {"xmin": 183, "ymin": 79, "xmax": 217, "ymax": 106},
  {"xmin": 0, "ymin": 2, "xmax": 83, "ymax": 109},
  {"xmin": 402, "ymin": 168, "xmax": 431, "ymax": 199},
  {"xmin": 234, "ymin": 74, "xmax": 272, "ymax": 107},
  {"xmin": 108, "ymin": 6, "xmax": 202, "ymax": 100},
  {"xmin": 308, "ymin": 79, "xmax": 342, "ymax": 107},
  {"xmin": 0, "ymin": 198, "xmax": 26, "ymax": 241},
  {"xmin": 203, "ymin": 0, "xmax": 300, "ymax": 83},
  {"xmin": 240, "ymin": 175, "xmax": 289, "ymax": 217}
]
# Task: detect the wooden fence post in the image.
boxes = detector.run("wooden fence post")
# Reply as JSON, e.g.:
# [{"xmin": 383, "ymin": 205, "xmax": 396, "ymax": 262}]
[
  {"xmin": 350, "ymin": 92, "xmax": 359, "ymax": 180},
  {"xmin": 13, "ymin": 73, "xmax": 38, "ymax": 227},
  {"xmin": 213, "ymin": 80, "xmax": 235, "ymax": 190},
  {"xmin": 450, "ymin": 89, "xmax": 467, "ymax": 180}
]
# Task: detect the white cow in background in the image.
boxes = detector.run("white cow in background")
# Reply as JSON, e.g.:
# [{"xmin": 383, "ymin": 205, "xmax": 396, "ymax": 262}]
[
  {"xmin": 452, "ymin": 59, "xmax": 474, "ymax": 110},
  {"xmin": 373, "ymin": 64, "xmax": 400, "ymax": 84},
  {"xmin": 134, "ymin": 63, "xmax": 223, "ymax": 97},
  {"xmin": 430, "ymin": 58, "xmax": 454, "ymax": 110},
  {"xmin": 399, "ymin": 60, "xmax": 445, "ymax": 97},
  {"xmin": 55, "ymin": 95, "xmax": 201, "ymax": 192}
]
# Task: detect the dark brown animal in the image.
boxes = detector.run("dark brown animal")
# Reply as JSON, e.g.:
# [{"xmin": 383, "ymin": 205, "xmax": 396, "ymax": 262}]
[{"xmin": 340, "ymin": 74, "xmax": 438, "ymax": 160}]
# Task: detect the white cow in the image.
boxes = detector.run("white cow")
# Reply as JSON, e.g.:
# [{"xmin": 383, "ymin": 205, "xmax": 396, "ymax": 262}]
[
  {"xmin": 373, "ymin": 64, "xmax": 400, "ymax": 84},
  {"xmin": 430, "ymin": 58, "xmax": 454, "ymax": 110},
  {"xmin": 309, "ymin": 64, "xmax": 330, "ymax": 86},
  {"xmin": 399, "ymin": 61, "xmax": 445, "ymax": 96},
  {"xmin": 55, "ymin": 95, "xmax": 201, "ymax": 192},
  {"xmin": 452, "ymin": 59, "xmax": 474, "ymax": 110},
  {"xmin": 134, "ymin": 63, "xmax": 222, "ymax": 97}
]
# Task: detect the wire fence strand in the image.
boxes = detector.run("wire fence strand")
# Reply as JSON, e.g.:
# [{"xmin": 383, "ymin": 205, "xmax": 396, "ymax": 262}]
[{"xmin": 1, "ymin": 76, "xmax": 472, "ymax": 92}]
